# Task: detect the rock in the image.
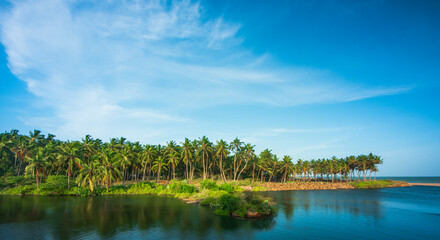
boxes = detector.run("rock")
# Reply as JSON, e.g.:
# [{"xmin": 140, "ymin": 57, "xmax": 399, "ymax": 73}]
[{"xmin": 246, "ymin": 211, "xmax": 261, "ymax": 218}]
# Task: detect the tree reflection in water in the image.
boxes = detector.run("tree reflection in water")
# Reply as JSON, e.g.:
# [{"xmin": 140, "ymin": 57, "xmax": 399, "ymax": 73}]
[
  {"xmin": 0, "ymin": 195, "xmax": 276, "ymax": 239},
  {"xmin": 260, "ymin": 189, "xmax": 383, "ymax": 221}
]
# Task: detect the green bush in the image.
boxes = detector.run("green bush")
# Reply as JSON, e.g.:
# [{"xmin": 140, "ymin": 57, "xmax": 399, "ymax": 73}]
[
  {"xmin": 219, "ymin": 183, "xmax": 234, "ymax": 193},
  {"xmin": 2, "ymin": 175, "xmax": 35, "ymax": 188},
  {"xmin": 200, "ymin": 179, "xmax": 219, "ymax": 190},
  {"xmin": 41, "ymin": 175, "xmax": 68, "ymax": 192},
  {"xmin": 169, "ymin": 181, "xmax": 196, "ymax": 194},
  {"xmin": 200, "ymin": 197, "xmax": 217, "ymax": 207},
  {"xmin": 233, "ymin": 203, "xmax": 248, "ymax": 218},
  {"xmin": 69, "ymin": 186, "xmax": 102, "ymax": 196},
  {"xmin": 214, "ymin": 209, "xmax": 230, "ymax": 216},
  {"xmin": 251, "ymin": 186, "xmax": 266, "ymax": 192},
  {"xmin": 218, "ymin": 194, "xmax": 239, "ymax": 213}
]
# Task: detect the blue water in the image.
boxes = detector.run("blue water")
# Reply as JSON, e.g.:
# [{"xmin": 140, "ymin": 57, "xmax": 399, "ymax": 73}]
[
  {"xmin": 0, "ymin": 186, "xmax": 439, "ymax": 239},
  {"xmin": 376, "ymin": 176, "xmax": 440, "ymax": 183}
]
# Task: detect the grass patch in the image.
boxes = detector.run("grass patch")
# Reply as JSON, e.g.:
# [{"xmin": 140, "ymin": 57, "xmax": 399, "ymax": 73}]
[{"xmin": 349, "ymin": 180, "xmax": 395, "ymax": 189}]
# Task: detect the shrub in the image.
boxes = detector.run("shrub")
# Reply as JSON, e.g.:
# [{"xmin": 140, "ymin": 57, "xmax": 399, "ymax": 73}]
[
  {"xmin": 200, "ymin": 179, "xmax": 219, "ymax": 190},
  {"xmin": 219, "ymin": 183, "xmax": 234, "ymax": 193},
  {"xmin": 252, "ymin": 186, "xmax": 266, "ymax": 192},
  {"xmin": 169, "ymin": 181, "xmax": 196, "ymax": 194},
  {"xmin": 214, "ymin": 209, "xmax": 230, "ymax": 216},
  {"xmin": 200, "ymin": 197, "xmax": 217, "ymax": 207},
  {"xmin": 41, "ymin": 175, "xmax": 68, "ymax": 192},
  {"xmin": 2, "ymin": 175, "xmax": 35, "ymax": 188},
  {"xmin": 218, "ymin": 194, "xmax": 239, "ymax": 213},
  {"xmin": 4, "ymin": 185, "xmax": 36, "ymax": 195}
]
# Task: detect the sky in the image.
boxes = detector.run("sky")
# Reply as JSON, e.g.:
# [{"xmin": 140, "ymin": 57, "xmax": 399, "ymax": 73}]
[{"xmin": 0, "ymin": 0, "xmax": 439, "ymax": 176}]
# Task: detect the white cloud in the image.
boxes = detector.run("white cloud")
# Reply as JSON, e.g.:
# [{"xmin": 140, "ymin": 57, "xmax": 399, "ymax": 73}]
[{"xmin": 0, "ymin": 0, "xmax": 409, "ymax": 142}]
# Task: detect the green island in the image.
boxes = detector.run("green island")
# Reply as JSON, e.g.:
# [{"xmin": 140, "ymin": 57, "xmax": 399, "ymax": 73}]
[{"xmin": 0, "ymin": 129, "xmax": 408, "ymax": 218}]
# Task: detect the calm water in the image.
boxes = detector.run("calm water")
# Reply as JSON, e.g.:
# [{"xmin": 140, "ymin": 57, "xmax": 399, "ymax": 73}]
[
  {"xmin": 376, "ymin": 176, "xmax": 440, "ymax": 183},
  {"xmin": 1, "ymin": 186, "xmax": 439, "ymax": 239}
]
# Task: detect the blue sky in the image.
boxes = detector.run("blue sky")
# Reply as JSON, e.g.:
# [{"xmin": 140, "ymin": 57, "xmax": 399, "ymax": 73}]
[{"xmin": 0, "ymin": 0, "xmax": 439, "ymax": 176}]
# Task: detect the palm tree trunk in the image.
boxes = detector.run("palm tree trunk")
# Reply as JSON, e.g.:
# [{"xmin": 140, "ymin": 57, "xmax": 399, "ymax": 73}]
[
  {"xmin": 142, "ymin": 163, "xmax": 147, "ymax": 181},
  {"xmin": 36, "ymin": 169, "xmax": 40, "ymax": 190}
]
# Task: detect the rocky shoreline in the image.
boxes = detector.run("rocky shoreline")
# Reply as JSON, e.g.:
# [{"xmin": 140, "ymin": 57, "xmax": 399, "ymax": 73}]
[{"xmin": 242, "ymin": 180, "xmax": 411, "ymax": 192}]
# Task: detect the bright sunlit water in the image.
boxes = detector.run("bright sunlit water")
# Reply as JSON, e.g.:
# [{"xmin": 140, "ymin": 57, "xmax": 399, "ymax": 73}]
[{"xmin": 1, "ymin": 185, "xmax": 439, "ymax": 239}]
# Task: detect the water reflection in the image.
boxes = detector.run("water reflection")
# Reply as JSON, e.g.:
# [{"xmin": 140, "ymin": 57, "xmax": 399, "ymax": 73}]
[
  {"xmin": 2, "ymin": 188, "xmax": 439, "ymax": 239},
  {"xmin": 254, "ymin": 189, "xmax": 383, "ymax": 221},
  {"xmin": 0, "ymin": 195, "xmax": 275, "ymax": 239}
]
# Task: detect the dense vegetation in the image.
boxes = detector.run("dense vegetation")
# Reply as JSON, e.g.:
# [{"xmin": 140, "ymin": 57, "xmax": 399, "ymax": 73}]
[{"xmin": 0, "ymin": 129, "xmax": 383, "ymax": 193}]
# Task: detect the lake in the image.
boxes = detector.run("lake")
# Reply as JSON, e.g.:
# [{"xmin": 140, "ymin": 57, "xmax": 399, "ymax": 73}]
[{"xmin": 1, "ymin": 186, "xmax": 439, "ymax": 239}]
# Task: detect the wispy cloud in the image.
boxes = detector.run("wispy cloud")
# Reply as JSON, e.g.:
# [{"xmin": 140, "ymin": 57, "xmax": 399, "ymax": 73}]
[{"xmin": 0, "ymin": 0, "xmax": 409, "ymax": 141}]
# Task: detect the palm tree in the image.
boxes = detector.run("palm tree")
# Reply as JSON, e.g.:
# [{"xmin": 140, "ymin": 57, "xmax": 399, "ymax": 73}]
[
  {"xmin": 230, "ymin": 138, "xmax": 243, "ymax": 181},
  {"xmin": 57, "ymin": 141, "xmax": 83, "ymax": 189},
  {"xmin": 279, "ymin": 155, "xmax": 293, "ymax": 183},
  {"xmin": 24, "ymin": 148, "xmax": 47, "ymax": 190},
  {"xmin": 98, "ymin": 151, "xmax": 121, "ymax": 192},
  {"xmin": 116, "ymin": 147, "xmax": 133, "ymax": 183},
  {"xmin": 197, "ymin": 136, "xmax": 212, "ymax": 180},
  {"xmin": 142, "ymin": 145, "xmax": 156, "ymax": 181},
  {"xmin": 168, "ymin": 151, "xmax": 180, "ymax": 180},
  {"xmin": 268, "ymin": 155, "xmax": 279, "ymax": 182},
  {"xmin": 215, "ymin": 139, "xmax": 229, "ymax": 181},
  {"xmin": 152, "ymin": 156, "xmax": 167, "ymax": 183},
  {"xmin": 181, "ymin": 138, "xmax": 193, "ymax": 180},
  {"xmin": 76, "ymin": 160, "xmax": 99, "ymax": 194}
]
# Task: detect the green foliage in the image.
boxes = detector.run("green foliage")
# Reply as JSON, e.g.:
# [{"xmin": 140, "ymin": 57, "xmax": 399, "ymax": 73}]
[
  {"xmin": 169, "ymin": 181, "xmax": 196, "ymax": 194},
  {"xmin": 349, "ymin": 180, "xmax": 394, "ymax": 189},
  {"xmin": 233, "ymin": 203, "xmax": 248, "ymax": 218},
  {"xmin": 214, "ymin": 209, "xmax": 230, "ymax": 216},
  {"xmin": 41, "ymin": 175, "xmax": 68, "ymax": 192},
  {"xmin": 251, "ymin": 186, "xmax": 266, "ymax": 192},
  {"xmin": 1, "ymin": 175, "xmax": 35, "ymax": 188},
  {"xmin": 218, "ymin": 194, "xmax": 240, "ymax": 213},
  {"xmin": 219, "ymin": 183, "xmax": 234, "ymax": 193},
  {"xmin": 126, "ymin": 182, "xmax": 156, "ymax": 194},
  {"xmin": 200, "ymin": 179, "xmax": 219, "ymax": 190},
  {"xmin": 68, "ymin": 186, "xmax": 103, "ymax": 196},
  {"xmin": 2, "ymin": 184, "xmax": 36, "ymax": 195},
  {"xmin": 200, "ymin": 197, "xmax": 216, "ymax": 206}
]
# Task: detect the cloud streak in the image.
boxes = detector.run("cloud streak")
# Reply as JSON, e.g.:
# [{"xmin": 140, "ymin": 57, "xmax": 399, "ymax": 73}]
[{"xmin": 0, "ymin": 0, "xmax": 409, "ymax": 141}]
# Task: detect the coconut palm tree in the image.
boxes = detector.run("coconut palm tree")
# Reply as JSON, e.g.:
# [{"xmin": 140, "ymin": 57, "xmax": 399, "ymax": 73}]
[
  {"xmin": 76, "ymin": 160, "xmax": 99, "ymax": 194},
  {"xmin": 197, "ymin": 136, "xmax": 212, "ymax": 180},
  {"xmin": 279, "ymin": 155, "xmax": 293, "ymax": 183},
  {"xmin": 168, "ymin": 151, "xmax": 180, "ymax": 180},
  {"xmin": 142, "ymin": 145, "xmax": 156, "ymax": 181},
  {"xmin": 181, "ymin": 138, "xmax": 193, "ymax": 181},
  {"xmin": 98, "ymin": 151, "xmax": 121, "ymax": 192},
  {"xmin": 215, "ymin": 139, "xmax": 229, "ymax": 181},
  {"xmin": 152, "ymin": 156, "xmax": 167, "ymax": 183},
  {"xmin": 57, "ymin": 141, "xmax": 83, "ymax": 189},
  {"xmin": 230, "ymin": 138, "xmax": 243, "ymax": 181},
  {"xmin": 24, "ymin": 147, "xmax": 47, "ymax": 190}
]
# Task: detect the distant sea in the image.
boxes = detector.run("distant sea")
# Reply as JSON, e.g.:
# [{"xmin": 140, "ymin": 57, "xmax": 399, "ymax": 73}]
[{"xmin": 376, "ymin": 176, "xmax": 440, "ymax": 183}]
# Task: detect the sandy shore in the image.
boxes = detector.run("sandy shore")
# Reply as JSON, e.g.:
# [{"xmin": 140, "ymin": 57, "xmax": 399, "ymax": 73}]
[{"xmin": 409, "ymin": 183, "xmax": 440, "ymax": 187}]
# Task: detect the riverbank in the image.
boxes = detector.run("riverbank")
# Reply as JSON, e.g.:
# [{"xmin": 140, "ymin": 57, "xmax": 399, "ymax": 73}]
[
  {"xmin": 237, "ymin": 180, "xmax": 410, "ymax": 191},
  {"xmin": 0, "ymin": 178, "xmax": 411, "ymax": 218}
]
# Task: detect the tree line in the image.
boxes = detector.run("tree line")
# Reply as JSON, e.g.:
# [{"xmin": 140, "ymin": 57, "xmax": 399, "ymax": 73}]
[{"xmin": 0, "ymin": 129, "xmax": 383, "ymax": 191}]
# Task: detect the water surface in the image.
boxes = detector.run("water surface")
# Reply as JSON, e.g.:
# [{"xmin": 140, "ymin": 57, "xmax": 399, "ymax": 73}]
[{"xmin": 1, "ymin": 186, "xmax": 439, "ymax": 239}]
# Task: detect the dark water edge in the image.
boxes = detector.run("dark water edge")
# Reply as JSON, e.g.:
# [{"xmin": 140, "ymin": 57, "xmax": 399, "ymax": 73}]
[
  {"xmin": 1, "ymin": 186, "xmax": 440, "ymax": 239},
  {"xmin": 376, "ymin": 176, "xmax": 440, "ymax": 183}
]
